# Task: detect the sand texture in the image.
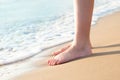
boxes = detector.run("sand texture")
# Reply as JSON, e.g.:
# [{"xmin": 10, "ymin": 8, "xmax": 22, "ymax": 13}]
[{"xmin": 14, "ymin": 11, "xmax": 120, "ymax": 80}]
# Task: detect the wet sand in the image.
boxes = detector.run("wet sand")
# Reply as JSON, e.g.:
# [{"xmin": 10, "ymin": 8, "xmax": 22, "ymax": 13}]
[{"xmin": 13, "ymin": 11, "xmax": 120, "ymax": 80}]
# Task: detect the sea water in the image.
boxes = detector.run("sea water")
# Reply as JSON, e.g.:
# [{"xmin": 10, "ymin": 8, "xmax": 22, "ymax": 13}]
[
  {"xmin": 0, "ymin": 0, "xmax": 120, "ymax": 80},
  {"xmin": 0, "ymin": 0, "xmax": 120, "ymax": 67}
]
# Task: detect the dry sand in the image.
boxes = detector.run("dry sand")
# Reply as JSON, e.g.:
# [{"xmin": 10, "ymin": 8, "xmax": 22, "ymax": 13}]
[{"xmin": 13, "ymin": 11, "xmax": 120, "ymax": 80}]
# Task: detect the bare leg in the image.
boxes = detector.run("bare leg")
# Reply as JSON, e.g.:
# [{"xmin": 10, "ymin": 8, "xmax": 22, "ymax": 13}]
[{"xmin": 48, "ymin": 0, "xmax": 94, "ymax": 66}]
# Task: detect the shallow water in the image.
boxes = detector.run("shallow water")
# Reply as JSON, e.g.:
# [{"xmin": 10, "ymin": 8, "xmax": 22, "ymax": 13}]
[
  {"xmin": 0, "ymin": 0, "xmax": 120, "ymax": 79},
  {"xmin": 0, "ymin": 0, "xmax": 120, "ymax": 65}
]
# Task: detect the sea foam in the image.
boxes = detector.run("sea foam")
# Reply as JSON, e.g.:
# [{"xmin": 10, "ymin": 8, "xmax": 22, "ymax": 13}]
[{"xmin": 0, "ymin": 0, "xmax": 120, "ymax": 65}]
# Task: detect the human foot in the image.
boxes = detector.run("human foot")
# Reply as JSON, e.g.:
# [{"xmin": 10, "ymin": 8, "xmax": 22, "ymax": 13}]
[
  {"xmin": 48, "ymin": 43, "xmax": 92, "ymax": 66},
  {"xmin": 52, "ymin": 45, "xmax": 71, "ymax": 55}
]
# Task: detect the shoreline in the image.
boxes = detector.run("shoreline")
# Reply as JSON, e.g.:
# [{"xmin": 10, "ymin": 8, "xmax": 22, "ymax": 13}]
[
  {"xmin": 12, "ymin": 11, "xmax": 120, "ymax": 80},
  {"xmin": 0, "ymin": 8, "xmax": 120, "ymax": 66}
]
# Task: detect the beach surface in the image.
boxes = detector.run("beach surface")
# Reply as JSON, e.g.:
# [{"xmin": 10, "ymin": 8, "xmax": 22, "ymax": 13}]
[{"xmin": 13, "ymin": 11, "xmax": 120, "ymax": 80}]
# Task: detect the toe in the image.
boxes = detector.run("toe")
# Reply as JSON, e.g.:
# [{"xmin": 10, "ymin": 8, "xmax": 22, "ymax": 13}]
[{"xmin": 48, "ymin": 59, "xmax": 59, "ymax": 66}]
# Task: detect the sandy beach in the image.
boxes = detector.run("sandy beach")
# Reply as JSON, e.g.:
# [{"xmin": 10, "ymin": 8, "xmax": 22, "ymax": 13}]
[{"xmin": 13, "ymin": 11, "xmax": 120, "ymax": 80}]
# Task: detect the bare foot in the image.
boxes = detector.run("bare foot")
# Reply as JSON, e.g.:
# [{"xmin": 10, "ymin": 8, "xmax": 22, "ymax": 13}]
[
  {"xmin": 52, "ymin": 45, "xmax": 71, "ymax": 55},
  {"xmin": 48, "ymin": 43, "xmax": 92, "ymax": 66}
]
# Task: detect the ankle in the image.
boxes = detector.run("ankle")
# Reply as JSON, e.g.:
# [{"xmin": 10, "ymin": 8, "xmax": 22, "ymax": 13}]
[{"xmin": 72, "ymin": 40, "xmax": 92, "ymax": 50}]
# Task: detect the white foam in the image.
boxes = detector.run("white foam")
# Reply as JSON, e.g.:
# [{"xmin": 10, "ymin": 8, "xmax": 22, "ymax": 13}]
[
  {"xmin": 0, "ymin": 1, "xmax": 120, "ymax": 79},
  {"xmin": 0, "ymin": 0, "xmax": 120, "ymax": 65}
]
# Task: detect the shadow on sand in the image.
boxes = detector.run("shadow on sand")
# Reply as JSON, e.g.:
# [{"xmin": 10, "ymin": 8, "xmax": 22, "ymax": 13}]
[{"xmin": 0, "ymin": 43, "xmax": 120, "ymax": 66}]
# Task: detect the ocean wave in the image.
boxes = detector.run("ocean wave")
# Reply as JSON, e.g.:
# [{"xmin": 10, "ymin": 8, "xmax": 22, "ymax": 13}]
[{"xmin": 0, "ymin": 0, "xmax": 120, "ymax": 65}]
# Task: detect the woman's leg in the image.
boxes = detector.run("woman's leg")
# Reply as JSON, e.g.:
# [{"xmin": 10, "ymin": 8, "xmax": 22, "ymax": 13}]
[{"xmin": 48, "ymin": 0, "xmax": 94, "ymax": 66}]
